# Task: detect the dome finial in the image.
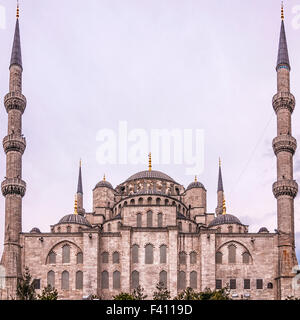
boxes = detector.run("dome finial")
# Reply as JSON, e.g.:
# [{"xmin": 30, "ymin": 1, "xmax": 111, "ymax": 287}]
[
  {"xmin": 16, "ymin": 1, "xmax": 20, "ymax": 19},
  {"xmin": 195, "ymin": 175, "xmax": 197, "ymax": 182},
  {"xmin": 79, "ymin": 158, "xmax": 82, "ymax": 168},
  {"xmin": 74, "ymin": 195, "xmax": 78, "ymax": 215},
  {"xmin": 148, "ymin": 153, "xmax": 152, "ymax": 171},
  {"xmin": 281, "ymin": 2, "xmax": 284, "ymax": 20},
  {"xmin": 222, "ymin": 197, "xmax": 227, "ymax": 215},
  {"xmin": 219, "ymin": 157, "xmax": 221, "ymax": 167},
  {"xmin": 103, "ymin": 174, "xmax": 106, "ymax": 181}
]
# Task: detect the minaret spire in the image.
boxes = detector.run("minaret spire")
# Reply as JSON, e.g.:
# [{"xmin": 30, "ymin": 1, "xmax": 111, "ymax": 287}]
[
  {"xmin": 216, "ymin": 158, "xmax": 224, "ymax": 215},
  {"xmin": 10, "ymin": 2, "xmax": 22, "ymax": 70},
  {"xmin": 76, "ymin": 160, "xmax": 84, "ymax": 215}
]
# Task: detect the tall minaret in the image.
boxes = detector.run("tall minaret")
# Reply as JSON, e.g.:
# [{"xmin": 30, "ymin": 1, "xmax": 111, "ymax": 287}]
[
  {"xmin": 1, "ymin": 4, "xmax": 27, "ymax": 299},
  {"xmin": 76, "ymin": 160, "xmax": 84, "ymax": 215},
  {"xmin": 215, "ymin": 158, "xmax": 224, "ymax": 215},
  {"xmin": 272, "ymin": 4, "xmax": 298, "ymax": 298}
]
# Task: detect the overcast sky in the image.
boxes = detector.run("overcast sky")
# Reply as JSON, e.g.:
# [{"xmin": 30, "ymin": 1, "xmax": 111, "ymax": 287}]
[{"xmin": 1, "ymin": 0, "xmax": 300, "ymax": 260}]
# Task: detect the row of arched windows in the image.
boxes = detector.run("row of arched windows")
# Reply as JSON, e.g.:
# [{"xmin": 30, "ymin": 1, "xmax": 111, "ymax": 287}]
[
  {"xmin": 48, "ymin": 245, "xmax": 83, "ymax": 265},
  {"xmin": 179, "ymin": 251, "xmax": 197, "ymax": 264},
  {"xmin": 101, "ymin": 251, "xmax": 120, "ymax": 264},
  {"xmin": 136, "ymin": 212, "xmax": 163, "ymax": 228},
  {"xmin": 216, "ymin": 245, "xmax": 251, "ymax": 264},
  {"xmin": 178, "ymin": 271, "xmax": 197, "ymax": 290},
  {"xmin": 133, "ymin": 244, "xmax": 167, "ymax": 264},
  {"xmin": 47, "ymin": 270, "xmax": 83, "ymax": 290}
]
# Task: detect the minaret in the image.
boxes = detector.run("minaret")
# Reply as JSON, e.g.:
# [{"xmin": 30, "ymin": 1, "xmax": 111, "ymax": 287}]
[
  {"xmin": 1, "ymin": 4, "xmax": 27, "ymax": 299},
  {"xmin": 76, "ymin": 160, "xmax": 84, "ymax": 215},
  {"xmin": 272, "ymin": 4, "xmax": 298, "ymax": 298},
  {"xmin": 216, "ymin": 158, "xmax": 224, "ymax": 215}
]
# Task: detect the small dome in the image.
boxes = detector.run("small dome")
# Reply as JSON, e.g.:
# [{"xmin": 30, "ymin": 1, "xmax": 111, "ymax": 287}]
[
  {"xmin": 58, "ymin": 214, "xmax": 92, "ymax": 227},
  {"xmin": 208, "ymin": 214, "xmax": 243, "ymax": 228},
  {"xmin": 258, "ymin": 227, "xmax": 269, "ymax": 233},
  {"xmin": 94, "ymin": 180, "xmax": 114, "ymax": 190},
  {"xmin": 125, "ymin": 170, "xmax": 176, "ymax": 183},
  {"xmin": 186, "ymin": 181, "xmax": 205, "ymax": 191},
  {"xmin": 30, "ymin": 227, "xmax": 41, "ymax": 234}
]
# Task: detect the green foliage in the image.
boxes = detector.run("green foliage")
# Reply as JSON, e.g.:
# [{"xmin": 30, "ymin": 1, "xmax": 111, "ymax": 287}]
[
  {"xmin": 153, "ymin": 282, "xmax": 171, "ymax": 300},
  {"xmin": 174, "ymin": 286, "xmax": 231, "ymax": 300},
  {"xmin": 113, "ymin": 292, "xmax": 136, "ymax": 300},
  {"xmin": 16, "ymin": 267, "xmax": 36, "ymax": 300},
  {"xmin": 132, "ymin": 285, "xmax": 147, "ymax": 300},
  {"xmin": 286, "ymin": 296, "xmax": 300, "ymax": 300},
  {"xmin": 38, "ymin": 285, "xmax": 58, "ymax": 300}
]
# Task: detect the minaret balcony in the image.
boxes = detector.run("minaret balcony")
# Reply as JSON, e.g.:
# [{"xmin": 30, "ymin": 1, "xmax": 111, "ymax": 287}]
[
  {"xmin": 272, "ymin": 92, "xmax": 295, "ymax": 113},
  {"xmin": 3, "ymin": 134, "xmax": 26, "ymax": 154},
  {"xmin": 1, "ymin": 178, "xmax": 26, "ymax": 197},
  {"xmin": 4, "ymin": 91, "xmax": 26, "ymax": 114},
  {"xmin": 272, "ymin": 180, "xmax": 298, "ymax": 199},
  {"xmin": 272, "ymin": 135, "xmax": 297, "ymax": 155}
]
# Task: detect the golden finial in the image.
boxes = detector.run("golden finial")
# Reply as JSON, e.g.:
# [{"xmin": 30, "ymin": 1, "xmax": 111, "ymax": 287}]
[
  {"xmin": 16, "ymin": 1, "xmax": 20, "ymax": 19},
  {"xmin": 74, "ymin": 195, "xmax": 78, "ymax": 215},
  {"xmin": 148, "ymin": 153, "xmax": 152, "ymax": 171},
  {"xmin": 103, "ymin": 174, "xmax": 106, "ymax": 181},
  {"xmin": 222, "ymin": 197, "xmax": 227, "ymax": 215},
  {"xmin": 79, "ymin": 159, "xmax": 82, "ymax": 168},
  {"xmin": 281, "ymin": 2, "xmax": 284, "ymax": 20},
  {"xmin": 195, "ymin": 175, "xmax": 197, "ymax": 182},
  {"xmin": 219, "ymin": 157, "xmax": 221, "ymax": 167}
]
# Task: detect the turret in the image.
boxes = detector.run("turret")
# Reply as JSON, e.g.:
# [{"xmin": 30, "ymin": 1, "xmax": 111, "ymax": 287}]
[
  {"xmin": 215, "ymin": 158, "xmax": 224, "ymax": 215},
  {"xmin": 76, "ymin": 160, "xmax": 85, "ymax": 215}
]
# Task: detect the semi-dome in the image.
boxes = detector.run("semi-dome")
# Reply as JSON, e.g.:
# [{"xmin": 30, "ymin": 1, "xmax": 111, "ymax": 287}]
[
  {"xmin": 258, "ymin": 227, "xmax": 269, "ymax": 233},
  {"xmin": 186, "ymin": 181, "xmax": 205, "ymax": 191},
  {"xmin": 30, "ymin": 227, "xmax": 41, "ymax": 234},
  {"xmin": 58, "ymin": 214, "xmax": 92, "ymax": 227},
  {"xmin": 208, "ymin": 214, "xmax": 243, "ymax": 228},
  {"xmin": 125, "ymin": 170, "xmax": 176, "ymax": 183},
  {"xmin": 94, "ymin": 180, "xmax": 114, "ymax": 190}
]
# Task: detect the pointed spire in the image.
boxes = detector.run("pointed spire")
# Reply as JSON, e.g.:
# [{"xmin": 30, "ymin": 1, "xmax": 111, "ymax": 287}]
[
  {"xmin": 77, "ymin": 160, "xmax": 83, "ymax": 194},
  {"xmin": 10, "ymin": 2, "xmax": 22, "ymax": 69},
  {"xmin": 218, "ymin": 158, "xmax": 224, "ymax": 192},
  {"xmin": 276, "ymin": 3, "xmax": 290, "ymax": 71},
  {"xmin": 148, "ymin": 153, "xmax": 152, "ymax": 171}
]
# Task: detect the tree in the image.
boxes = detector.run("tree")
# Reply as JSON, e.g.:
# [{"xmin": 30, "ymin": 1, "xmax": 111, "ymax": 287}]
[
  {"xmin": 16, "ymin": 267, "xmax": 36, "ymax": 300},
  {"xmin": 38, "ymin": 285, "xmax": 58, "ymax": 300},
  {"xmin": 174, "ymin": 287, "xmax": 200, "ymax": 300},
  {"xmin": 153, "ymin": 282, "xmax": 171, "ymax": 300},
  {"xmin": 174, "ymin": 286, "xmax": 231, "ymax": 300},
  {"xmin": 132, "ymin": 285, "xmax": 147, "ymax": 300},
  {"xmin": 113, "ymin": 292, "xmax": 136, "ymax": 300}
]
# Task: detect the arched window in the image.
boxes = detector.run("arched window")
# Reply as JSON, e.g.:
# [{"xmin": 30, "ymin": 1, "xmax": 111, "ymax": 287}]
[
  {"xmin": 132, "ymin": 271, "xmax": 139, "ymax": 289},
  {"xmin": 138, "ymin": 198, "xmax": 143, "ymax": 205},
  {"xmin": 123, "ymin": 201, "xmax": 127, "ymax": 206},
  {"xmin": 228, "ymin": 244, "xmax": 236, "ymax": 263},
  {"xmin": 165, "ymin": 199, "xmax": 169, "ymax": 205},
  {"xmin": 145, "ymin": 244, "xmax": 154, "ymax": 264},
  {"xmin": 172, "ymin": 201, "xmax": 176, "ymax": 206},
  {"xmin": 216, "ymin": 252, "xmax": 222, "ymax": 264},
  {"xmin": 113, "ymin": 271, "xmax": 121, "ymax": 289},
  {"xmin": 118, "ymin": 222, "xmax": 121, "ymax": 230},
  {"xmin": 156, "ymin": 198, "xmax": 161, "ymax": 205},
  {"xmin": 102, "ymin": 252, "xmax": 109, "ymax": 263},
  {"xmin": 228, "ymin": 226, "xmax": 233, "ymax": 233},
  {"xmin": 113, "ymin": 252, "xmax": 120, "ymax": 264},
  {"xmin": 179, "ymin": 251, "xmax": 187, "ymax": 265},
  {"xmin": 76, "ymin": 271, "xmax": 83, "ymax": 289},
  {"xmin": 130, "ymin": 199, "xmax": 135, "ymax": 205},
  {"xmin": 267, "ymin": 282, "xmax": 273, "ymax": 289},
  {"xmin": 77, "ymin": 252, "xmax": 83, "ymax": 264},
  {"xmin": 137, "ymin": 213, "xmax": 142, "ymax": 227},
  {"xmin": 157, "ymin": 213, "xmax": 163, "ymax": 227},
  {"xmin": 147, "ymin": 211, "xmax": 153, "ymax": 227},
  {"xmin": 190, "ymin": 271, "xmax": 197, "ymax": 289},
  {"xmin": 159, "ymin": 270, "xmax": 167, "ymax": 288},
  {"xmin": 178, "ymin": 222, "xmax": 182, "ymax": 231},
  {"xmin": 101, "ymin": 271, "xmax": 109, "ymax": 289},
  {"xmin": 242, "ymin": 252, "xmax": 250, "ymax": 264},
  {"xmin": 189, "ymin": 223, "xmax": 192, "ymax": 233},
  {"xmin": 147, "ymin": 197, "xmax": 152, "ymax": 205},
  {"xmin": 190, "ymin": 252, "xmax": 197, "ymax": 264},
  {"xmin": 61, "ymin": 271, "xmax": 69, "ymax": 290},
  {"xmin": 57, "ymin": 227, "xmax": 61, "ymax": 233},
  {"xmin": 47, "ymin": 271, "xmax": 55, "ymax": 287},
  {"xmin": 160, "ymin": 245, "xmax": 167, "ymax": 264},
  {"xmin": 175, "ymin": 187, "xmax": 180, "ymax": 195},
  {"xmin": 178, "ymin": 271, "xmax": 186, "ymax": 290},
  {"xmin": 67, "ymin": 226, "xmax": 71, "ymax": 233},
  {"xmin": 48, "ymin": 251, "xmax": 56, "ymax": 264},
  {"xmin": 132, "ymin": 245, "xmax": 139, "ymax": 263},
  {"xmin": 62, "ymin": 244, "xmax": 70, "ymax": 263},
  {"xmin": 108, "ymin": 223, "xmax": 111, "ymax": 232}
]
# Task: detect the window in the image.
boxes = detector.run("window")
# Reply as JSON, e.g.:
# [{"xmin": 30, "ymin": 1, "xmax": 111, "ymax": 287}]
[
  {"xmin": 47, "ymin": 271, "xmax": 55, "ymax": 288},
  {"xmin": 130, "ymin": 199, "xmax": 135, "ymax": 205},
  {"xmin": 228, "ymin": 244, "xmax": 236, "ymax": 263},
  {"xmin": 147, "ymin": 211, "xmax": 153, "ymax": 227},
  {"xmin": 216, "ymin": 279, "xmax": 222, "ymax": 289},
  {"xmin": 107, "ymin": 223, "xmax": 111, "ymax": 232},
  {"xmin": 132, "ymin": 245, "xmax": 139, "ymax": 263},
  {"xmin": 189, "ymin": 224, "xmax": 192, "ymax": 233},
  {"xmin": 67, "ymin": 226, "xmax": 71, "ymax": 233},
  {"xmin": 190, "ymin": 271, "xmax": 197, "ymax": 289},
  {"xmin": 159, "ymin": 271, "xmax": 167, "ymax": 288},
  {"xmin": 77, "ymin": 252, "xmax": 83, "ymax": 264},
  {"xmin": 157, "ymin": 213, "xmax": 163, "ymax": 227},
  {"xmin": 101, "ymin": 271, "xmax": 109, "ymax": 289},
  {"xmin": 62, "ymin": 244, "xmax": 70, "ymax": 263},
  {"xmin": 216, "ymin": 252, "xmax": 222, "ymax": 264},
  {"xmin": 190, "ymin": 252, "xmax": 197, "ymax": 264},
  {"xmin": 48, "ymin": 251, "xmax": 56, "ymax": 264},
  {"xmin": 147, "ymin": 197, "xmax": 152, "ymax": 205},
  {"xmin": 267, "ymin": 282, "xmax": 273, "ymax": 289},
  {"xmin": 179, "ymin": 252, "xmax": 187, "ymax": 265},
  {"xmin": 156, "ymin": 198, "xmax": 161, "ymax": 205},
  {"xmin": 244, "ymin": 279, "xmax": 250, "ymax": 289},
  {"xmin": 160, "ymin": 245, "xmax": 167, "ymax": 264},
  {"xmin": 61, "ymin": 271, "xmax": 69, "ymax": 290},
  {"xmin": 256, "ymin": 279, "xmax": 263, "ymax": 289},
  {"xmin": 165, "ymin": 199, "xmax": 169, "ymax": 205},
  {"xmin": 113, "ymin": 271, "xmax": 121, "ymax": 289},
  {"xmin": 242, "ymin": 252, "xmax": 250, "ymax": 264},
  {"xmin": 228, "ymin": 226, "xmax": 233, "ymax": 233},
  {"xmin": 113, "ymin": 252, "xmax": 120, "ymax": 264},
  {"xmin": 33, "ymin": 279, "xmax": 40, "ymax": 290},
  {"xmin": 76, "ymin": 271, "xmax": 83, "ymax": 289},
  {"xmin": 178, "ymin": 222, "xmax": 182, "ymax": 231},
  {"xmin": 145, "ymin": 244, "xmax": 154, "ymax": 264},
  {"xmin": 178, "ymin": 271, "xmax": 186, "ymax": 290},
  {"xmin": 137, "ymin": 213, "xmax": 142, "ymax": 227},
  {"xmin": 132, "ymin": 271, "xmax": 139, "ymax": 289},
  {"xmin": 138, "ymin": 198, "xmax": 143, "ymax": 205},
  {"xmin": 230, "ymin": 279, "xmax": 236, "ymax": 290},
  {"xmin": 102, "ymin": 252, "xmax": 109, "ymax": 263},
  {"xmin": 118, "ymin": 222, "xmax": 121, "ymax": 230}
]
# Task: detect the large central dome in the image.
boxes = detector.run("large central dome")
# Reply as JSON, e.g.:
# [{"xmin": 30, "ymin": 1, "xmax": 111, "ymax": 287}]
[{"xmin": 125, "ymin": 170, "xmax": 176, "ymax": 183}]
